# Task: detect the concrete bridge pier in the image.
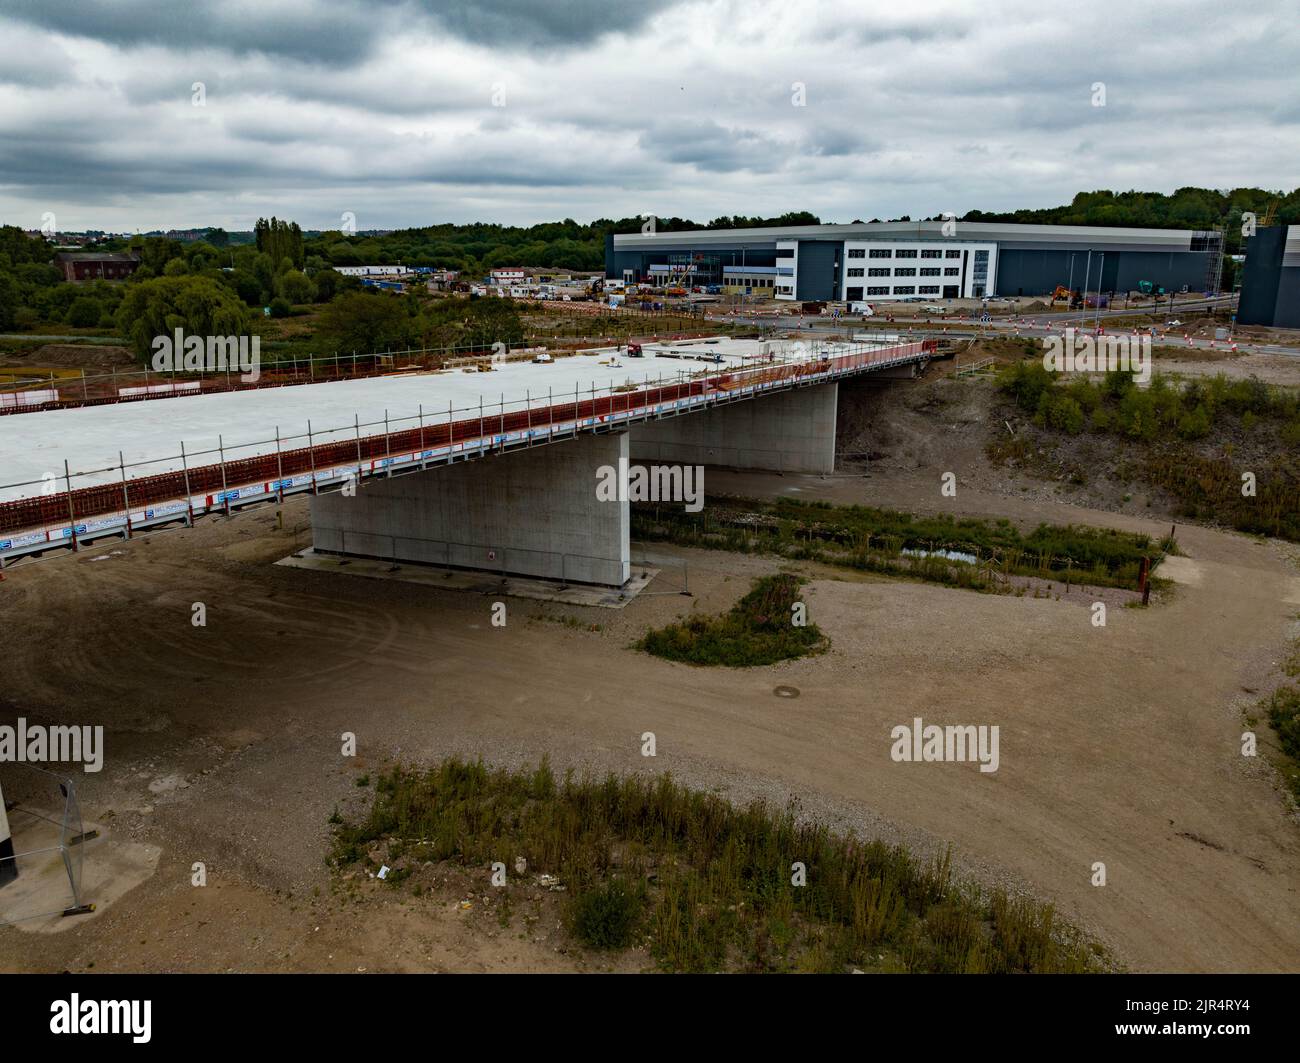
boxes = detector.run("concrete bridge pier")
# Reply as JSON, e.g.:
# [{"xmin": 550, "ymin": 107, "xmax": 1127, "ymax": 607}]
[
  {"xmin": 630, "ymin": 380, "xmax": 838, "ymax": 474},
  {"xmin": 309, "ymin": 431, "xmax": 631, "ymax": 586}
]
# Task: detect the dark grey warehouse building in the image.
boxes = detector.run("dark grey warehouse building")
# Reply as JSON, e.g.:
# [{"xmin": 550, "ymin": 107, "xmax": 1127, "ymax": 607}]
[
  {"xmin": 606, "ymin": 220, "xmax": 1224, "ymax": 303},
  {"xmin": 1237, "ymin": 225, "xmax": 1300, "ymax": 329}
]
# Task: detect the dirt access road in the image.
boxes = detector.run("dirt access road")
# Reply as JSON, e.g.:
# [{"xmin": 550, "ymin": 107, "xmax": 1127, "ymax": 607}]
[{"xmin": 0, "ymin": 466, "xmax": 1297, "ymax": 973}]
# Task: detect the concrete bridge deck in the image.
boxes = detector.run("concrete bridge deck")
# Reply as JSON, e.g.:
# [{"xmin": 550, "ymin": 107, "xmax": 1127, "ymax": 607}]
[{"xmin": 0, "ymin": 336, "xmax": 931, "ymax": 570}]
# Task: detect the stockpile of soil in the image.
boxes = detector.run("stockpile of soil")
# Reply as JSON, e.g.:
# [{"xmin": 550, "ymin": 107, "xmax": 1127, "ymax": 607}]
[{"xmin": 0, "ymin": 343, "xmax": 136, "ymax": 370}]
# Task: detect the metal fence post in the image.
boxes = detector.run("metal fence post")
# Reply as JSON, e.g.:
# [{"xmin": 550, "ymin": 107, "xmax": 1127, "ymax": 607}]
[
  {"xmin": 218, "ymin": 435, "xmax": 231, "ymax": 515},
  {"xmin": 180, "ymin": 440, "xmax": 194, "ymax": 524},
  {"xmin": 275, "ymin": 427, "xmax": 285, "ymax": 503},
  {"xmin": 306, "ymin": 420, "xmax": 318, "ymax": 493},
  {"xmin": 63, "ymin": 459, "xmax": 79, "ymax": 553},
  {"xmin": 119, "ymin": 450, "xmax": 132, "ymax": 538}
]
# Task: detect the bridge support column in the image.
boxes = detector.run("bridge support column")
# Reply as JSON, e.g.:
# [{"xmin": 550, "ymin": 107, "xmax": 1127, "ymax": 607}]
[
  {"xmin": 630, "ymin": 381, "xmax": 838, "ymax": 474},
  {"xmin": 309, "ymin": 432, "xmax": 631, "ymax": 586}
]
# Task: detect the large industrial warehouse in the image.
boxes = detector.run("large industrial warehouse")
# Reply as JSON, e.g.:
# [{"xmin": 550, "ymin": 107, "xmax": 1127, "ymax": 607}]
[
  {"xmin": 606, "ymin": 220, "xmax": 1225, "ymax": 302},
  {"xmin": 1238, "ymin": 224, "xmax": 1300, "ymax": 328}
]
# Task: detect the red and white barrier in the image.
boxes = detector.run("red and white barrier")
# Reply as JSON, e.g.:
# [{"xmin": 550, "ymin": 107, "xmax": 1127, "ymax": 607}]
[
  {"xmin": 118, "ymin": 381, "xmax": 202, "ymax": 398},
  {"xmin": 0, "ymin": 389, "xmax": 58, "ymax": 409}
]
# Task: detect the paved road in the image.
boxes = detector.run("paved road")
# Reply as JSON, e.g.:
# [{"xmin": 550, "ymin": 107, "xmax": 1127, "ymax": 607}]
[{"xmin": 711, "ymin": 309, "xmax": 1299, "ymax": 359}]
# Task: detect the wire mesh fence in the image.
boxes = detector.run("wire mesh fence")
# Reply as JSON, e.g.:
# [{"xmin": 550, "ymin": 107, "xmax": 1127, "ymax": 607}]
[{"xmin": 0, "ymin": 764, "xmax": 93, "ymax": 925}]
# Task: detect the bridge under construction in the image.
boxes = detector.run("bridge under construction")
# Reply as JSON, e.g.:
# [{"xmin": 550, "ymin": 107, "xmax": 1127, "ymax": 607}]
[{"xmin": 0, "ymin": 336, "xmax": 932, "ymax": 584}]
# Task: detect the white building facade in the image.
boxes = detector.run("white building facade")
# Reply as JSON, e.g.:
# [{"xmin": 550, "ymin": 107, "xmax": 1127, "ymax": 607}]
[{"xmin": 833, "ymin": 240, "xmax": 999, "ymax": 303}]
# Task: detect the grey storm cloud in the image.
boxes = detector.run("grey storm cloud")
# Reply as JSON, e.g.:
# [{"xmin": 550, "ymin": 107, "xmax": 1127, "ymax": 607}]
[
  {"xmin": 0, "ymin": 131, "xmax": 285, "ymax": 196},
  {"xmin": 430, "ymin": 0, "xmax": 680, "ymax": 47},
  {"xmin": 850, "ymin": 16, "xmax": 977, "ymax": 45},
  {"xmin": 2, "ymin": 0, "xmax": 396, "ymax": 64},
  {"xmin": 2, "ymin": 0, "xmax": 682, "ymax": 61},
  {"xmin": 638, "ymin": 121, "xmax": 790, "ymax": 173},
  {"xmin": 803, "ymin": 124, "xmax": 878, "ymax": 158}
]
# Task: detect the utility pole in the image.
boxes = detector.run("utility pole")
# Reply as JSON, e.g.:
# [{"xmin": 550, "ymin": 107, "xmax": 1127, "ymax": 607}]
[
  {"xmin": 1081, "ymin": 250, "xmax": 1092, "ymax": 328},
  {"xmin": 1095, "ymin": 253, "xmax": 1105, "ymax": 329}
]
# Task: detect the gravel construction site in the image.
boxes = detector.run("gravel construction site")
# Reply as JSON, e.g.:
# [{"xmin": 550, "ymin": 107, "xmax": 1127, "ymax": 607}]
[{"xmin": 0, "ymin": 358, "xmax": 1298, "ymax": 974}]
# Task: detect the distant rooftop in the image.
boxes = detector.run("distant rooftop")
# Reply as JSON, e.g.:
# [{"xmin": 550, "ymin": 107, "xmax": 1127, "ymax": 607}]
[{"xmin": 52, "ymin": 252, "xmax": 141, "ymax": 262}]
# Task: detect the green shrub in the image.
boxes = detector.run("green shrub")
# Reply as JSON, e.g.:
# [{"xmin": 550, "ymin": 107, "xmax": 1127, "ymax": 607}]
[
  {"xmin": 1000, "ymin": 360, "xmax": 1055, "ymax": 413},
  {"xmin": 1103, "ymin": 368, "xmax": 1135, "ymax": 398},
  {"xmin": 1176, "ymin": 405, "xmax": 1211, "ymax": 440},
  {"xmin": 1046, "ymin": 395, "xmax": 1085, "ymax": 434},
  {"xmin": 1117, "ymin": 388, "xmax": 1160, "ymax": 440},
  {"xmin": 638, "ymin": 573, "xmax": 827, "ymax": 667},
  {"xmin": 1260, "ymin": 684, "xmax": 1300, "ymax": 803},
  {"xmin": 569, "ymin": 879, "xmax": 643, "ymax": 950},
  {"xmin": 66, "ymin": 297, "xmax": 101, "ymax": 328},
  {"xmin": 1266, "ymin": 685, "xmax": 1300, "ymax": 763}
]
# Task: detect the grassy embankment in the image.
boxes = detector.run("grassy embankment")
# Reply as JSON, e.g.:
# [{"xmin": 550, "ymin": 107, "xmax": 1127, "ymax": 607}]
[
  {"xmin": 990, "ymin": 361, "xmax": 1300, "ymax": 541},
  {"xmin": 331, "ymin": 756, "xmax": 1112, "ymax": 973},
  {"xmin": 1245, "ymin": 636, "xmax": 1300, "ymax": 806}
]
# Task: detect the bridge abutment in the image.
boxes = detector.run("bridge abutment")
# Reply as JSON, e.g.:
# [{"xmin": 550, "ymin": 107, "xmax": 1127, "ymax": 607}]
[
  {"xmin": 629, "ymin": 381, "xmax": 838, "ymax": 474},
  {"xmin": 309, "ymin": 431, "xmax": 631, "ymax": 586}
]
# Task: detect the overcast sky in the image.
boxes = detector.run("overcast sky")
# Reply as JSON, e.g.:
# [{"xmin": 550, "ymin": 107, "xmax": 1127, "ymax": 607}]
[{"xmin": 0, "ymin": 0, "xmax": 1295, "ymax": 232}]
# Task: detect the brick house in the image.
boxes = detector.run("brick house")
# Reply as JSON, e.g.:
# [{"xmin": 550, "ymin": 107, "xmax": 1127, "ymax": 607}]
[{"xmin": 53, "ymin": 252, "xmax": 141, "ymax": 282}]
